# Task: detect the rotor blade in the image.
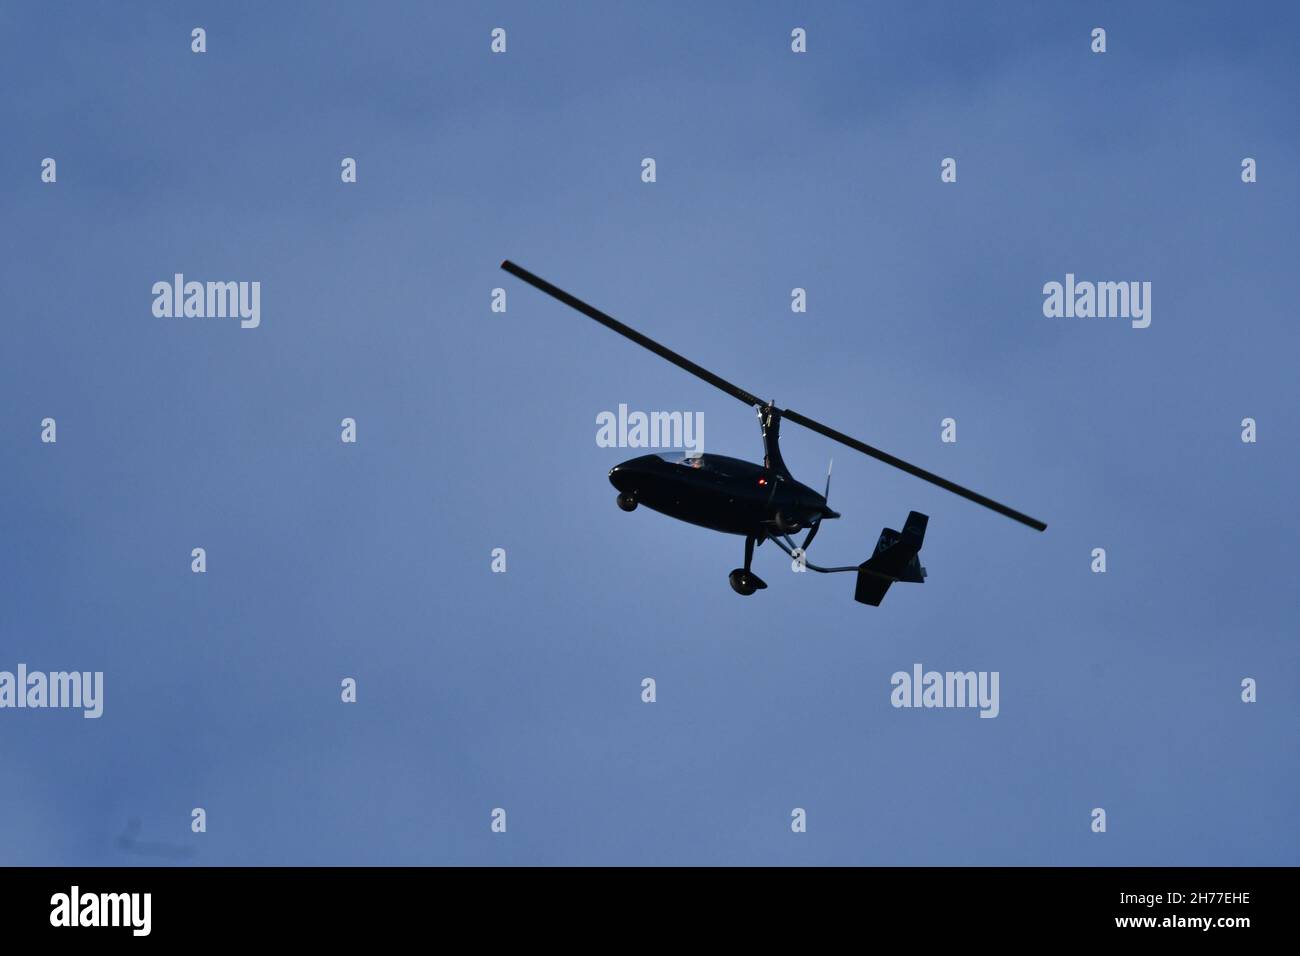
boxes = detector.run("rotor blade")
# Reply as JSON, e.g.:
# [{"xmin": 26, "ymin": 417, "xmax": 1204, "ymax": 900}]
[
  {"xmin": 501, "ymin": 260, "xmax": 764, "ymax": 408},
  {"xmin": 780, "ymin": 408, "xmax": 1047, "ymax": 531}
]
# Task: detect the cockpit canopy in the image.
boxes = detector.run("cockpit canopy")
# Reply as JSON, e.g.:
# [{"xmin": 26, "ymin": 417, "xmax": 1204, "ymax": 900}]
[{"xmin": 657, "ymin": 452, "xmax": 706, "ymax": 469}]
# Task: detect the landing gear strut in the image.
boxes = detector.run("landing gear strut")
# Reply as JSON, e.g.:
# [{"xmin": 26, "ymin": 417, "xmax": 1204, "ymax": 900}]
[{"xmin": 728, "ymin": 535, "xmax": 768, "ymax": 596}]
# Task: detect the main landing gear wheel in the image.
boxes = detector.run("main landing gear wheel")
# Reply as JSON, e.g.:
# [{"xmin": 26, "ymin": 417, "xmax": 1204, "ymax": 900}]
[
  {"xmin": 728, "ymin": 569, "xmax": 768, "ymax": 596},
  {"xmin": 729, "ymin": 534, "xmax": 767, "ymax": 595},
  {"xmin": 617, "ymin": 492, "xmax": 638, "ymax": 512}
]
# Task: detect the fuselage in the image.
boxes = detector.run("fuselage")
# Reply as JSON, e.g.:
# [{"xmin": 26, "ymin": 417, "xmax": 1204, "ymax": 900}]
[{"xmin": 609, "ymin": 452, "xmax": 835, "ymax": 536}]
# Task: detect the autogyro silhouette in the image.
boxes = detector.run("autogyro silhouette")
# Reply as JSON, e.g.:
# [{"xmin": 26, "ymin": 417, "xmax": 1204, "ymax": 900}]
[{"xmin": 501, "ymin": 260, "xmax": 1045, "ymax": 606}]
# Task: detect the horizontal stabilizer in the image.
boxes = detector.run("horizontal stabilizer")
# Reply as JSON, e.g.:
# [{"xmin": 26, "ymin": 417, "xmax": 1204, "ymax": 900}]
[{"xmin": 854, "ymin": 572, "xmax": 893, "ymax": 606}]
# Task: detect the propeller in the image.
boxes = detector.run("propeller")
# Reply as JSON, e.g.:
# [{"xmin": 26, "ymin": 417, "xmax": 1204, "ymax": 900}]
[
  {"xmin": 501, "ymin": 260, "xmax": 1047, "ymax": 532},
  {"xmin": 795, "ymin": 459, "xmax": 834, "ymax": 553}
]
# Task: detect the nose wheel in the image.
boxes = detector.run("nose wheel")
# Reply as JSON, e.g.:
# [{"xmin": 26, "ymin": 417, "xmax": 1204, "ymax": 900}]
[
  {"xmin": 728, "ymin": 534, "xmax": 767, "ymax": 596},
  {"xmin": 616, "ymin": 492, "xmax": 638, "ymax": 512}
]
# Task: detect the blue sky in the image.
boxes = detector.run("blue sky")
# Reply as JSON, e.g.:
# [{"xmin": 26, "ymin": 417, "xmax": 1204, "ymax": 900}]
[{"xmin": 1, "ymin": 1, "xmax": 1296, "ymax": 865}]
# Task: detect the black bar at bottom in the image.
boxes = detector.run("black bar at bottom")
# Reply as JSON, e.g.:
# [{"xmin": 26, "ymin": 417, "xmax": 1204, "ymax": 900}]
[{"xmin": 0, "ymin": 866, "xmax": 1284, "ymax": 941}]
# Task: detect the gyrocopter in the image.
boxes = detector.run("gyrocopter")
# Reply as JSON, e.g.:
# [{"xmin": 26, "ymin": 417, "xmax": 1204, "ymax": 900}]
[{"xmin": 501, "ymin": 260, "xmax": 1045, "ymax": 606}]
